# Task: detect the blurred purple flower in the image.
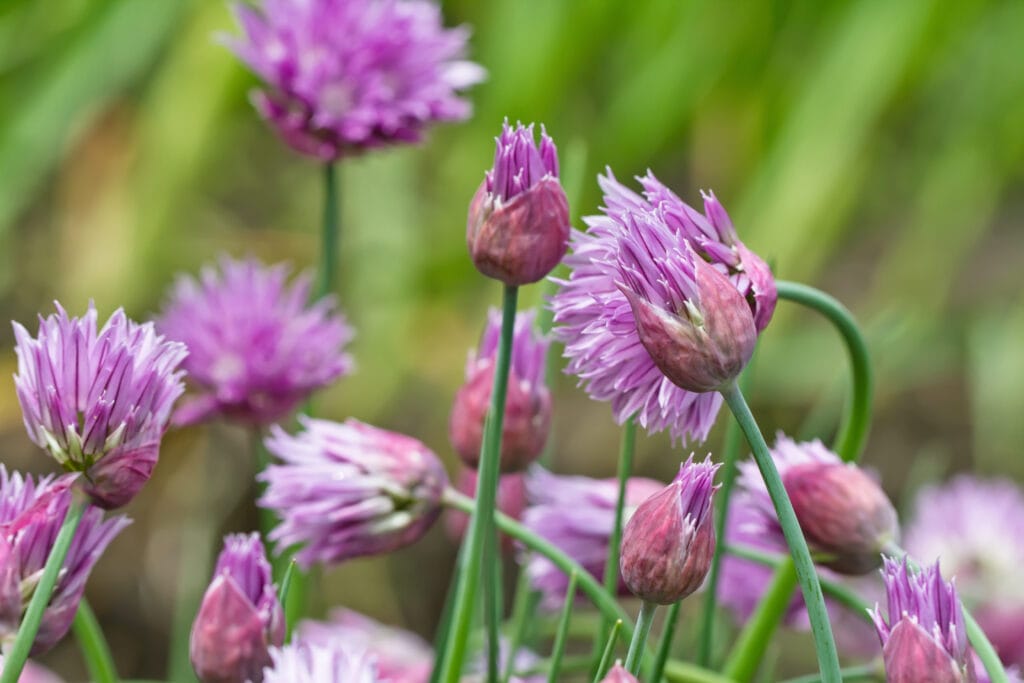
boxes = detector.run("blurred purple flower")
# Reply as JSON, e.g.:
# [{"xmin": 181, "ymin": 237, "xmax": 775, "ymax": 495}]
[
  {"xmin": 445, "ymin": 468, "xmax": 527, "ymax": 554},
  {"xmin": 262, "ymin": 641, "xmax": 378, "ymax": 683},
  {"xmin": 550, "ymin": 170, "xmax": 775, "ymax": 443},
  {"xmin": 13, "ymin": 303, "xmax": 186, "ymax": 509},
  {"xmin": 190, "ymin": 533, "xmax": 284, "ymax": 683},
  {"xmin": 904, "ymin": 476, "xmax": 1024, "ymax": 669},
  {"xmin": 521, "ymin": 468, "xmax": 664, "ymax": 609},
  {"xmin": 259, "ymin": 418, "xmax": 447, "ymax": 567},
  {"xmin": 0, "ymin": 466, "xmax": 129, "ymax": 654},
  {"xmin": 226, "ymin": 0, "xmax": 485, "ymax": 161},
  {"xmin": 158, "ymin": 257, "xmax": 353, "ymax": 427},
  {"xmin": 449, "ymin": 309, "xmax": 551, "ymax": 472},
  {"xmin": 0, "ymin": 658, "xmax": 65, "ymax": 683},
  {"xmin": 600, "ymin": 663, "xmax": 639, "ymax": 683}
]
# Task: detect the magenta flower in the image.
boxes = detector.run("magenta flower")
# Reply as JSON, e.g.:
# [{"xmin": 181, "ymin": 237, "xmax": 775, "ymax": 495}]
[
  {"xmin": 13, "ymin": 303, "xmax": 187, "ymax": 509},
  {"xmin": 522, "ymin": 468, "xmax": 664, "ymax": 609},
  {"xmin": 0, "ymin": 466, "xmax": 128, "ymax": 654},
  {"xmin": 157, "ymin": 257, "xmax": 353, "ymax": 427},
  {"xmin": 190, "ymin": 533, "xmax": 284, "ymax": 683},
  {"xmin": 449, "ymin": 308, "xmax": 551, "ymax": 472},
  {"xmin": 262, "ymin": 641, "xmax": 378, "ymax": 683},
  {"xmin": 259, "ymin": 418, "xmax": 447, "ymax": 567},
  {"xmin": 551, "ymin": 170, "xmax": 775, "ymax": 443},
  {"xmin": 226, "ymin": 0, "xmax": 485, "ymax": 161}
]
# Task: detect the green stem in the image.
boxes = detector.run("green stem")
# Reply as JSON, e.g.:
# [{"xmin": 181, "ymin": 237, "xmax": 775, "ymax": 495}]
[
  {"xmin": 650, "ymin": 601, "xmax": 682, "ymax": 683},
  {"xmin": 624, "ymin": 601, "xmax": 657, "ymax": 675},
  {"xmin": 546, "ymin": 571, "xmax": 578, "ymax": 683},
  {"xmin": 73, "ymin": 599, "xmax": 119, "ymax": 683},
  {"xmin": 317, "ymin": 162, "xmax": 339, "ymax": 299},
  {"xmin": 1, "ymin": 498, "xmax": 86, "ymax": 683},
  {"xmin": 662, "ymin": 660, "xmax": 743, "ymax": 683},
  {"xmin": 437, "ymin": 285, "xmax": 519, "ymax": 682},
  {"xmin": 485, "ymin": 533, "xmax": 502, "ymax": 683},
  {"xmin": 723, "ymin": 559, "xmax": 799, "ymax": 681},
  {"xmin": 593, "ymin": 620, "xmax": 622, "ymax": 682},
  {"xmin": 775, "ymin": 280, "xmax": 872, "ymax": 462},
  {"xmin": 778, "ymin": 664, "xmax": 881, "ymax": 683},
  {"xmin": 719, "ymin": 383, "xmax": 841, "ymax": 683},
  {"xmin": 277, "ymin": 559, "xmax": 297, "ymax": 614},
  {"xmin": 429, "ymin": 547, "xmax": 463, "ymax": 683},
  {"xmin": 503, "ymin": 569, "xmax": 540, "ymax": 683}
]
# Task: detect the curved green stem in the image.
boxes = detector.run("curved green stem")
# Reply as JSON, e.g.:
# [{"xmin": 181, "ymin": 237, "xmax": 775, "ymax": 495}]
[
  {"xmin": 1, "ymin": 498, "xmax": 86, "ymax": 683},
  {"xmin": 778, "ymin": 664, "xmax": 881, "ymax": 683},
  {"xmin": 593, "ymin": 620, "xmax": 622, "ymax": 682},
  {"xmin": 317, "ymin": 162, "xmax": 339, "ymax": 299},
  {"xmin": 719, "ymin": 383, "xmax": 841, "ymax": 683},
  {"xmin": 662, "ymin": 659, "xmax": 738, "ymax": 683},
  {"xmin": 624, "ymin": 601, "xmax": 657, "ymax": 675},
  {"xmin": 775, "ymin": 280, "xmax": 872, "ymax": 462},
  {"xmin": 73, "ymin": 599, "xmax": 119, "ymax": 683},
  {"xmin": 437, "ymin": 285, "xmax": 518, "ymax": 682},
  {"xmin": 723, "ymin": 558, "xmax": 799, "ymax": 681},
  {"xmin": 650, "ymin": 601, "xmax": 682, "ymax": 683}
]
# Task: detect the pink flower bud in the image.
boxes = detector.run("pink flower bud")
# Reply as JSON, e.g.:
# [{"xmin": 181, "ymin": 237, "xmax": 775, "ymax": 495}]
[
  {"xmin": 882, "ymin": 619, "xmax": 973, "ymax": 683},
  {"xmin": 600, "ymin": 662, "xmax": 640, "ymax": 682},
  {"xmin": 620, "ymin": 456, "xmax": 720, "ymax": 604}
]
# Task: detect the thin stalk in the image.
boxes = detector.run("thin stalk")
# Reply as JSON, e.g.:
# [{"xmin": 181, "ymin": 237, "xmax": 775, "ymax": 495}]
[
  {"xmin": 719, "ymin": 383, "xmax": 841, "ymax": 683},
  {"xmin": 662, "ymin": 660, "xmax": 743, "ymax": 683},
  {"xmin": 778, "ymin": 664, "xmax": 881, "ymax": 683},
  {"xmin": 650, "ymin": 601, "xmax": 682, "ymax": 683},
  {"xmin": 503, "ymin": 569, "xmax": 541, "ymax": 683},
  {"xmin": 73, "ymin": 599, "xmax": 119, "ymax": 683},
  {"xmin": 593, "ymin": 620, "xmax": 623, "ymax": 682},
  {"xmin": 775, "ymin": 280, "xmax": 872, "ymax": 462},
  {"xmin": 1, "ymin": 498, "xmax": 86, "ymax": 683},
  {"xmin": 485, "ymin": 532, "xmax": 502, "ymax": 683},
  {"xmin": 723, "ymin": 559, "xmax": 799, "ymax": 681},
  {"xmin": 546, "ymin": 571, "xmax": 578, "ymax": 683},
  {"xmin": 437, "ymin": 285, "xmax": 519, "ymax": 682},
  {"xmin": 317, "ymin": 162, "xmax": 339, "ymax": 299},
  {"xmin": 624, "ymin": 601, "xmax": 657, "ymax": 675},
  {"xmin": 277, "ymin": 559, "xmax": 297, "ymax": 614}
]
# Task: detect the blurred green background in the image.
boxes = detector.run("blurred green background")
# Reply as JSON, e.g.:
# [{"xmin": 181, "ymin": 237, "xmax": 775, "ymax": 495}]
[{"xmin": 1, "ymin": 0, "xmax": 1023, "ymax": 679}]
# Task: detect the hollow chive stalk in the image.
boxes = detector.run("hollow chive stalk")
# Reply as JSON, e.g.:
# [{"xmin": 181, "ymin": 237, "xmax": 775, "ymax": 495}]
[
  {"xmin": 546, "ymin": 571, "xmax": 578, "ymax": 683},
  {"xmin": 317, "ymin": 162, "xmax": 340, "ymax": 299},
  {"xmin": 623, "ymin": 601, "xmax": 657, "ymax": 675},
  {"xmin": 73, "ymin": 599, "xmax": 119, "ymax": 683},
  {"xmin": 593, "ymin": 619, "xmax": 623, "ymax": 682}
]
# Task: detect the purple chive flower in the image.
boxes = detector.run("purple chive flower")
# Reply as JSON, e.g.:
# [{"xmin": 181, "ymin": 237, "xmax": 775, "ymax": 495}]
[
  {"xmin": 466, "ymin": 121, "xmax": 570, "ymax": 286},
  {"xmin": 449, "ymin": 309, "xmax": 551, "ymax": 472},
  {"xmin": 296, "ymin": 609, "xmax": 431, "ymax": 683},
  {"xmin": 551, "ymin": 170, "xmax": 775, "ymax": 443},
  {"xmin": 259, "ymin": 418, "xmax": 447, "ymax": 567},
  {"xmin": 225, "ymin": 0, "xmax": 485, "ymax": 161},
  {"xmin": 157, "ymin": 257, "xmax": 354, "ymax": 428},
  {"xmin": 0, "ymin": 466, "xmax": 129, "ymax": 654},
  {"xmin": 262, "ymin": 641, "xmax": 378, "ymax": 683},
  {"xmin": 620, "ymin": 456, "xmax": 720, "ymax": 605},
  {"xmin": 190, "ymin": 533, "xmax": 284, "ymax": 683},
  {"xmin": 904, "ymin": 477, "xmax": 1024, "ymax": 668},
  {"xmin": 13, "ymin": 303, "xmax": 187, "ymax": 509},
  {"xmin": 0, "ymin": 658, "xmax": 65, "ymax": 683},
  {"xmin": 522, "ymin": 468, "xmax": 664, "ymax": 609},
  {"xmin": 871, "ymin": 557, "xmax": 975, "ymax": 683}
]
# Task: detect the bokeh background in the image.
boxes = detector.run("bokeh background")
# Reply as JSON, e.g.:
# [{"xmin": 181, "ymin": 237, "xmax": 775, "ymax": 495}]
[{"xmin": 1, "ymin": 0, "xmax": 1023, "ymax": 679}]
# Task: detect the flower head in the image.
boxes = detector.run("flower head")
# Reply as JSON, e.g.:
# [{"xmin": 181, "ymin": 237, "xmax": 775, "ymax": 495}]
[
  {"xmin": 226, "ymin": 0, "xmax": 485, "ymax": 161},
  {"xmin": 190, "ymin": 533, "xmax": 284, "ymax": 683},
  {"xmin": 445, "ymin": 468, "xmax": 527, "ymax": 554},
  {"xmin": 13, "ymin": 303, "xmax": 187, "ymax": 509},
  {"xmin": 259, "ymin": 418, "xmax": 447, "ymax": 567},
  {"xmin": 158, "ymin": 257, "xmax": 353, "ymax": 427},
  {"xmin": 0, "ymin": 466, "xmax": 129, "ymax": 654},
  {"xmin": 449, "ymin": 309, "xmax": 551, "ymax": 472},
  {"xmin": 522, "ymin": 468, "xmax": 664, "ymax": 609},
  {"xmin": 620, "ymin": 456, "xmax": 720, "ymax": 604},
  {"xmin": 600, "ymin": 663, "xmax": 639, "ymax": 683},
  {"xmin": 551, "ymin": 170, "xmax": 775, "ymax": 443},
  {"xmin": 467, "ymin": 121, "xmax": 570, "ymax": 285},
  {"xmin": 262, "ymin": 641, "xmax": 378, "ymax": 683}
]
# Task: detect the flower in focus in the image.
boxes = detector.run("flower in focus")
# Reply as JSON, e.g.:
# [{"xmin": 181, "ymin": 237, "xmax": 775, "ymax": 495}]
[
  {"xmin": 0, "ymin": 466, "xmax": 129, "ymax": 654},
  {"xmin": 445, "ymin": 468, "xmax": 527, "ymax": 554},
  {"xmin": 259, "ymin": 418, "xmax": 447, "ymax": 567},
  {"xmin": 466, "ymin": 121, "xmax": 570, "ymax": 285},
  {"xmin": 904, "ymin": 476, "xmax": 1024, "ymax": 668},
  {"xmin": 158, "ymin": 257, "xmax": 353, "ymax": 427},
  {"xmin": 12, "ymin": 302, "xmax": 186, "ymax": 510},
  {"xmin": 226, "ymin": 0, "xmax": 485, "ymax": 161},
  {"xmin": 190, "ymin": 533, "xmax": 284, "ymax": 683},
  {"xmin": 262, "ymin": 641, "xmax": 378, "ymax": 683},
  {"xmin": 871, "ymin": 557, "xmax": 974, "ymax": 683},
  {"xmin": 449, "ymin": 309, "xmax": 551, "ymax": 472},
  {"xmin": 297, "ymin": 609, "xmax": 430, "ymax": 683},
  {"xmin": 551, "ymin": 170, "xmax": 775, "ymax": 443},
  {"xmin": 620, "ymin": 456, "xmax": 719, "ymax": 604},
  {"xmin": 522, "ymin": 468, "xmax": 664, "ymax": 609}
]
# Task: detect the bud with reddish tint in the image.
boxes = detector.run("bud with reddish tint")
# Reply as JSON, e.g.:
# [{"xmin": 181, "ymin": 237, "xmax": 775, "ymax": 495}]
[
  {"xmin": 467, "ymin": 120, "xmax": 570, "ymax": 286},
  {"xmin": 620, "ymin": 456, "xmax": 720, "ymax": 605},
  {"xmin": 445, "ymin": 468, "xmax": 527, "ymax": 553},
  {"xmin": 450, "ymin": 309, "xmax": 551, "ymax": 472},
  {"xmin": 190, "ymin": 533, "xmax": 284, "ymax": 683},
  {"xmin": 601, "ymin": 662, "xmax": 640, "ymax": 683}
]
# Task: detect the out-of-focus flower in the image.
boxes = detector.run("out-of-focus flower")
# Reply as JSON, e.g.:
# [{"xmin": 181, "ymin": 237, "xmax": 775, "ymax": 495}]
[
  {"xmin": 522, "ymin": 468, "xmax": 664, "ymax": 609},
  {"xmin": 225, "ymin": 0, "xmax": 484, "ymax": 161},
  {"xmin": 0, "ymin": 466, "xmax": 128, "ymax": 654},
  {"xmin": 259, "ymin": 418, "xmax": 447, "ymax": 567},
  {"xmin": 871, "ymin": 557, "xmax": 974, "ymax": 683},
  {"xmin": 620, "ymin": 456, "xmax": 719, "ymax": 604},
  {"xmin": 600, "ymin": 663, "xmax": 639, "ymax": 683},
  {"xmin": 262, "ymin": 641, "xmax": 378, "ymax": 683},
  {"xmin": 0, "ymin": 658, "xmax": 65, "ymax": 683},
  {"xmin": 13, "ymin": 303, "xmax": 186, "ymax": 509},
  {"xmin": 445, "ymin": 468, "xmax": 527, "ymax": 553},
  {"xmin": 190, "ymin": 533, "xmax": 284, "ymax": 683},
  {"xmin": 158, "ymin": 257, "xmax": 353, "ymax": 427},
  {"xmin": 449, "ymin": 309, "xmax": 551, "ymax": 472},
  {"xmin": 904, "ymin": 476, "xmax": 1024, "ymax": 668},
  {"xmin": 551, "ymin": 170, "xmax": 775, "ymax": 443},
  {"xmin": 464, "ymin": 637, "xmax": 543, "ymax": 683},
  {"xmin": 466, "ymin": 121, "xmax": 569, "ymax": 286}
]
